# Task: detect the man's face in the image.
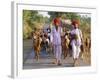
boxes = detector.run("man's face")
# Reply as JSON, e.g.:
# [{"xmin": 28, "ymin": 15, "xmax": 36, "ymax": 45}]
[
  {"xmin": 75, "ymin": 23, "xmax": 78, "ymax": 28},
  {"xmin": 72, "ymin": 23, "xmax": 78, "ymax": 29},
  {"xmin": 55, "ymin": 22, "xmax": 59, "ymax": 27}
]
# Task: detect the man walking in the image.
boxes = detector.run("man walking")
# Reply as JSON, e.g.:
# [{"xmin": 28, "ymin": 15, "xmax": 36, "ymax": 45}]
[
  {"xmin": 50, "ymin": 18, "xmax": 62, "ymax": 65},
  {"xmin": 70, "ymin": 20, "xmax": 83, "ymax": 66}
]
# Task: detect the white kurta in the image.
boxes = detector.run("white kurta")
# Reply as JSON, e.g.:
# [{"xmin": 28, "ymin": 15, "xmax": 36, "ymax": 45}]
[{"xmin": 70, "ymin": 28, "xmax": 82, "ymax": 59}]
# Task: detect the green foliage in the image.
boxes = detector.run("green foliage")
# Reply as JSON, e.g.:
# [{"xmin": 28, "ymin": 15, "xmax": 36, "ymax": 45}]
[
  {"xmin": 48, "ymin": 12, "xmax": 80, "ymax": 21},
  {"xmin": 80, "ymin": 16, "xmax": 91, "ymax": 39},
  {"xmin": 23, "ymin": 24, "xmax": 32, "ymax": 39},
  {"xmin": 23, "ymin": 10, "xmax": 46, "ymax": 39}
]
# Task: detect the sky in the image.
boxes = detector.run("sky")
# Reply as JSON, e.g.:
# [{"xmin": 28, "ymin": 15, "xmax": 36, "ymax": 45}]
[{"xmin": 38, "ymin": 11, "xmax": 50, "ymax": 18}]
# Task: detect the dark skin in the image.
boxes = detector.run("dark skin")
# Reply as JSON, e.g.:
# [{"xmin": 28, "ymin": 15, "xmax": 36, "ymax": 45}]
[{"xmin": 55, "ymin": 23, "xmax": 59, "ymax": 32}]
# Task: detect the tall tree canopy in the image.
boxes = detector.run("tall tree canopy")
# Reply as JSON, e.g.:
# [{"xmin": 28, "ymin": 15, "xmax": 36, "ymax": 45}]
[{"xmin": 48, "ymin": 12, "xmax": 80, "ymax": 21}]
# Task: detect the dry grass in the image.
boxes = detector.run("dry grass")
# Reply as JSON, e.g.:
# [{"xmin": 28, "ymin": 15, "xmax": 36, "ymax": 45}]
[{"xmin": 81, "ymin": 49, "xmax": 91, "ymax": 65}]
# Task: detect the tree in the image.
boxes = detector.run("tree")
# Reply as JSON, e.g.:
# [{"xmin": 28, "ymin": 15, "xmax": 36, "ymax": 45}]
[
  {"xmin": 48, "ymin": 12, "xmax": 80, "ymax": 21},
  {"xmin": 23, "ymin": 10, "xmax": 49, "ymax": 39}
]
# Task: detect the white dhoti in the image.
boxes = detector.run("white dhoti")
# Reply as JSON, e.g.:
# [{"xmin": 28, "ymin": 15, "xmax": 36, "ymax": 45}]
[
  {"xmin": 53, "ymin": 45, "xmax": 62, "ymax": 61},
  {"xmin": 71, "ymin": 40, "xmax": 81, "ymax": 59},
  {"xmin": 70, "ymin": 28, "xmax": 82, "ymax": 59}
]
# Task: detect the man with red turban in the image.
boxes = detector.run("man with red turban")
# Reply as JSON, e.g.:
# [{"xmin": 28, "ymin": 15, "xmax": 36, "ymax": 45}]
[
  {"xmin": 50, "ymin": 18, "xmax": 62, "ymax": 65},
  {"xmin": 70, "ymin": 20, "xmax": 83, "ymax": 66}
]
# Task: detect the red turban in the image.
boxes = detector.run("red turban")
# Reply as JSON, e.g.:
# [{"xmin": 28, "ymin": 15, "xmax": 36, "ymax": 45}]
[
  {"xmin": 53, "ymin": 18, "xmax": 60, "ymax": 25},
  {"xmin": 72, "ymin": 20, "xmax": 80, "ymax": 27}
]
